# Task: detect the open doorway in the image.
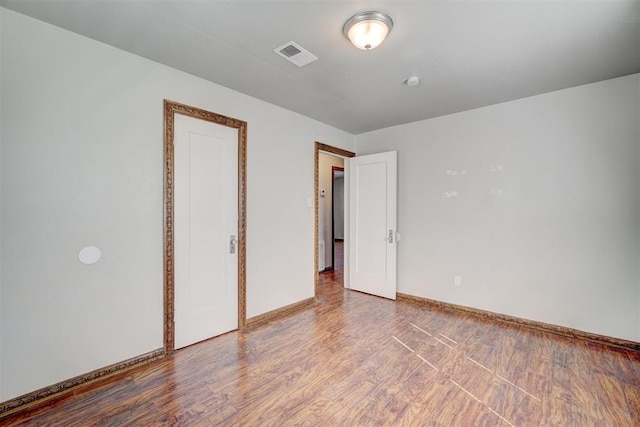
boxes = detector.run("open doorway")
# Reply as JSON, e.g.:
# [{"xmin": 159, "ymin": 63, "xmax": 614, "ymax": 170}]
[
  {"xmin": 314, "ymin": 142, "xmax": 355, "ymax": 298},
  {"xmin": 318, "ymin": 156, "xmax": 343, "ymax": 272},
  {"xmin": 331, "ymin": 166, "xmax": 344, "ymax": 274},
  {"xmin": 314, "ymin": 142, "xmax": 398, "ymax": 300}
]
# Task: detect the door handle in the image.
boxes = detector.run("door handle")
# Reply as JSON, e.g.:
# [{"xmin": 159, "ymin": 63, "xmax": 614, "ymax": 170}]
[{"xmin": 230, "ymin": 235, "xmax": 238, "ymax": 254}]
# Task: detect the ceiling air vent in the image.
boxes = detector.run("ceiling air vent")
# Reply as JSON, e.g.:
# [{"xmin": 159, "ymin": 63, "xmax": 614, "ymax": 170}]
[{"xmin": 273, "ymin": 41, "xmax": 318, "ymax": 67}]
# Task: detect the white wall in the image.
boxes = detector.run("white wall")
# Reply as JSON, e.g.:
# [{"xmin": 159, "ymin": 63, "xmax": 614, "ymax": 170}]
[
  {"xmin": 0, "ymin": 11, "xmax": 3, "ymax": 398},
  {"xmin": 318, "ymin": 153, "xmax": 344, "ymax": 269},
  {"xmin": 356, "ymin": 74, "xmax": 640, "ymax": 342},
  {"xmin": 0, "ymin": 8, "xmax": 354, "ymax": 401}
]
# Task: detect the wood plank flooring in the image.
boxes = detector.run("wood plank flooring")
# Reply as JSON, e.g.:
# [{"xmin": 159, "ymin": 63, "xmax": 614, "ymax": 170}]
[{"xmin": 3, "ymin": 243, "xmax": 639, "ymax": 425}]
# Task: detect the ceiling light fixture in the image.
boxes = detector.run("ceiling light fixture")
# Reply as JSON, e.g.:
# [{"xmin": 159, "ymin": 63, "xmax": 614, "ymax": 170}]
[{"xmin": 343, "ymin": 11, "xmax": 393, "ymax": 51}]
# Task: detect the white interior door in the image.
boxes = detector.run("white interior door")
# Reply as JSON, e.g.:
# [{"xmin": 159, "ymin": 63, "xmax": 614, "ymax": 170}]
[
  {"xmin": 174, "ymin": 113, "xmax": 238, "ymax": 349},
  {"xmin": 348, "ymin": 151, "xmax": 397, "ymax": 300}
]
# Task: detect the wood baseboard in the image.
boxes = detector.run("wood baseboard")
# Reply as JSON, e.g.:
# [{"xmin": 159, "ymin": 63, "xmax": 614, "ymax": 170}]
[
  {"xmin": 396, "ymin": 293, "xmax": 640, "ymax": 353},
  {"xmin": 245, "ymin": 297, "xmax": 316, "ymax": 328},
  {"xmin": 0, "ymin": 348, "xmax": 164, "ymax": 419}
]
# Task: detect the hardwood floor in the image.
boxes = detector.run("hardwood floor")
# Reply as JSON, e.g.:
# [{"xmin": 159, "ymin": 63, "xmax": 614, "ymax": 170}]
[{"xmin": 3, "ymin": 249, "xmax": 640, "ymax": 425}]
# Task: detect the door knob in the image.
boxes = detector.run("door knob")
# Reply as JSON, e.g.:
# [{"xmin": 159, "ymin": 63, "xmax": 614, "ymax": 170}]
[{"xmin": 230, "ymin": 235, "xmax": 238, "ymax": 254}]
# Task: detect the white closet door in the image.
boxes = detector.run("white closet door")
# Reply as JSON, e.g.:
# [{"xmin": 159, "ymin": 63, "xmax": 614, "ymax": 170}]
[{"xmin": 174, "ymin": 113, "xmax": 238, "ymax": 349}]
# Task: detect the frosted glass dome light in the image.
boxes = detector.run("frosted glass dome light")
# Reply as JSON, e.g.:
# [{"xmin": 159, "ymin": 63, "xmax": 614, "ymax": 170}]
[{"xmin": 343, "ymin": 11, "xmax": 393, "ymax": 51}]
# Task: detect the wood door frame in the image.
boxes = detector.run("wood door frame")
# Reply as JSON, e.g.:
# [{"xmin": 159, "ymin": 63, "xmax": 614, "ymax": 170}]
[
  {"xmin": 330, "ymin": 166, "xmax": 344, "ymax": 270},
  {"xmin": 314, "ymin": 142, "xmax": 355, "ymax": 299},
  {"xmin": 164, "ymin": 100, "xmax": 247, "ymax": 354}
]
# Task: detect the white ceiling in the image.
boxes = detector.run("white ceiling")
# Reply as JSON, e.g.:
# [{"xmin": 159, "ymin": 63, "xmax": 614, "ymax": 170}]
[{"xmin": 2, "ymin": 0, "xmax": 639, "ymax": 134}]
